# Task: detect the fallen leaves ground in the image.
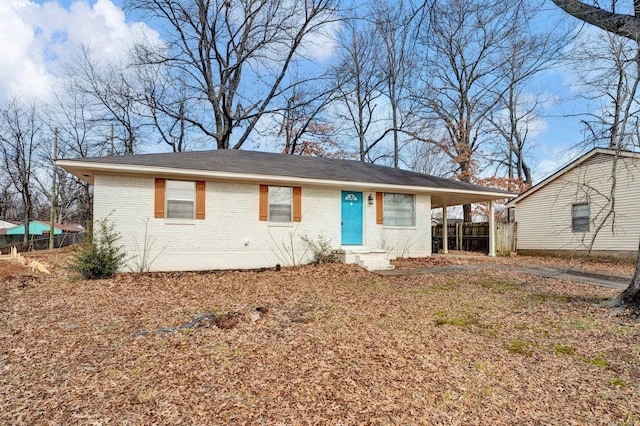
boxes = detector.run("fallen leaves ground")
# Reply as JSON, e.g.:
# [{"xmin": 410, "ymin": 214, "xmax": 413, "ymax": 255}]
[{"xmin": 1, "ymin": 251, "xmax": 639, "ymax": 424}]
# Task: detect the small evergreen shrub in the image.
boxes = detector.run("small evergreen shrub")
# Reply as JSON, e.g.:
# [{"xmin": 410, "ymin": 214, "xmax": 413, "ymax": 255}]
[
  {"xmin": 69, "ymin": 217, "xmax": 126, "ymax": 279},
  {"xmin": 301, "ymin": 234, "xmax": 343, "ymax": 264}
]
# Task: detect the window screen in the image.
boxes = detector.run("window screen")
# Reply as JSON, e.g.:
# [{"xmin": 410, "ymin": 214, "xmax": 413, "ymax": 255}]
[
  {"xmin": 383, "ymin": 193, "xmax": 415, "ymax": 226},
  {"xmin": 572, "ymin": 203, "xmax": 589, "ymax": 232},
  {"xmin": 269, "ymin": 186, "xmax": 292, "ymax": 222},
  {"xmin": 166, "ymin": 180, "xmax": 195, "ymax": 219}
]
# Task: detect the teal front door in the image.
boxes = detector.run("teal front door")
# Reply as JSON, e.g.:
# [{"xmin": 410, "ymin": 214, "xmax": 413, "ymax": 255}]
[{"xmin": 341, "ymin": 191, "xmax": 363, "ymax": 245}]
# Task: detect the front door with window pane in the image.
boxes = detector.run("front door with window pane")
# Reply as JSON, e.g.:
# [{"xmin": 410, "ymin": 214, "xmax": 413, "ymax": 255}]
[{"xmin": 341, "ymin": 191, "xmax": 363, "ymax": 245}]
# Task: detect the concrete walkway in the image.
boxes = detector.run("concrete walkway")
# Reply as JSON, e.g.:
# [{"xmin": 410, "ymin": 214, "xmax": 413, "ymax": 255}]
[{"xmin": 378, "ymin": 262, "xmax": 631, "ymax": 290}]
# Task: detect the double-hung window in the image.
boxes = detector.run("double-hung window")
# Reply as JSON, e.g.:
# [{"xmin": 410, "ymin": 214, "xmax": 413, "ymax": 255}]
[
  {"xmin": 572, "ymin": 202, "xmax": 590, "ymax": 232},
  {"xmin": 166, "ymin": 180, "xmax": 195, "ymax": 219},
  {"xmin": 259, "ymin": 185, "xmax": 302, "ymax": 223},
  {"xmin": 378, "ymin": 193, "xmax": 415, "ymax": 226},
  {"xmin": 154, "ymin": 178, "xmax": 205, "ymax": 220},
  {"xmin": 269, "ymin": 186, "xmax": 293, "ymax": 222}
]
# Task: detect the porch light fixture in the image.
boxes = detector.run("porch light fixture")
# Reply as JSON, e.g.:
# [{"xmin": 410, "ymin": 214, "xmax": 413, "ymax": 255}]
[{"xmin": 368, "ymin": 194, "xmax": 374, "ymax": 205}]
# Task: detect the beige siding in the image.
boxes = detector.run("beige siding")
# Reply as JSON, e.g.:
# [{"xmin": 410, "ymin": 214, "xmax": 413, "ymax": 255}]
[{"xmin": 515, "ymin": 154, "xmax": 640, "ymax": 252}]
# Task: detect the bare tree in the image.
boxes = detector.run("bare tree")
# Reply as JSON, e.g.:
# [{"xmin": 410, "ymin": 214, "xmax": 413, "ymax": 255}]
[
  {"xmin": 43, "ymin": 87, "xmax": 106, "ymax": 229},
  {"xmin": 405, "ymin": 141, "xmax": 452, "ymax": 177},
  {"xmin": 413, "ymin": 0, "xmax": 522, "ymax": 221},
  {"xmin": 276, "ymin": 85, "xmax": 344, "ymax": 157},
  {"xmin": 487, "ymin": 4, "xmax": 568, "ymax": 185},
  {"xmin": 551, "ymin": 0, "xmax": 640, "ymax": 316},
  {"xmin": 69, "ymin": 47, "xmax": 148, "ymax": 155},
  {"xmin": 372, "ymin": 0, "xmax": 419, "ymax": 168},
  {"xmin": 0, "ymin": 175, "xmax": 18, "ymax": 220},
  {"xmin": 128, "ymin": 0, "xmax": 340, "ymax": 150},
  {"xmin": 137, "ymin": 64, "xmax": 195, "ymax": 152},
  {"xmin": 333, "ymin": 15, "xmax": 387, "ymax": 162},
  {"xmin": 572, "ymin": 29, "xmax": 640, "ymax": 150},
  {"xmin": 0, "ymin": 98, "xmax": 44, "ymax": 245}
]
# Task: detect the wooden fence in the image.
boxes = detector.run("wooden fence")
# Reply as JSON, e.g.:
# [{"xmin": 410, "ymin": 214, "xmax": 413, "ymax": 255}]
[
  {"xmin": 432, "ymin": 222, "xmax": 516, "ymax": 255},
  {"xmin": 0, "ymin": 232, "xmax": 85, "ymax": 254},
  {"xmin": 496, "ymin": 222, "xmax": 517, "ymax": 255}
]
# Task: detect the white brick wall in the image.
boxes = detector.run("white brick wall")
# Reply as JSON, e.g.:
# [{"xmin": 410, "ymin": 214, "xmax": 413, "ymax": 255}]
[
  {"xmin": 364, "ymin": 193, "xmax": 432, "ymax": 259},
  {"xmin": 94, "ymin": 175, "xmax": 432, "ymax": 271}
]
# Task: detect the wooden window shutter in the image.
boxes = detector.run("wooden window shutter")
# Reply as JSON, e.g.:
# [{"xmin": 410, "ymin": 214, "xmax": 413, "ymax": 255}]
[
  {"xmin": 195, "ymin": 181, "xmax": 206, "ymax": 219},
  {"xmin": 154, "ymin": 178, "xmax": 165, "ymax": 218},
  {"xmin": 293, "ymin": 187, "xmax": 302, "ymax": 222},
  {"xmin": 259, "ymin": 185, "xmax": 269, "ymax": 221},
  {"xmin": 376, "ymin": 192, "xmax": 383, "ymax": 224}
]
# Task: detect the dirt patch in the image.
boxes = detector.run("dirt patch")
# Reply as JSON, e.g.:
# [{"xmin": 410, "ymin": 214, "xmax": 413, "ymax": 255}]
[
  {"xmin": 0, "ymin": 258, "xmax": 30, "ymax": 279},
  {"xmin": 1, "ymin": 250, "xmax": 639, "ymax": 424}
]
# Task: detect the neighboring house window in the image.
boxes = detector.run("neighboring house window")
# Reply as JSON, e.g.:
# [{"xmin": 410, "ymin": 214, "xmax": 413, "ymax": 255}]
[
  {"xmin": 259, "ymin": 185, "xmax": 301, "ymax": 222},
  {"xmin": 154, "ymin": 178, "xmax": 205, "ymax": 219},
  {"xmin": 572, "ymin": 202, "xmax": 590, "ymax": 232},
  {"xmin": 377, "ymin": 192, "xmax": 415, "ymax": 226}
]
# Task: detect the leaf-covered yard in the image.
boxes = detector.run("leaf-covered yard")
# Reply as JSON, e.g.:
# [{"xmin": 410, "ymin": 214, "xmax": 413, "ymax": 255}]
[{"xmin": 1, "ymin": 252, "xmax": 639, "ymax": 424}]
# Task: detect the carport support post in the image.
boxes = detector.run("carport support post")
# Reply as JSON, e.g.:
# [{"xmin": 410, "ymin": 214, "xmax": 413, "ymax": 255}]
[
  {"xmin": 488, "ymin": 200, "xmax": 496, "ymax": 257},
  {"xmin": 442, "ymin": 205, "xmax": 448, "ymax": 254}
]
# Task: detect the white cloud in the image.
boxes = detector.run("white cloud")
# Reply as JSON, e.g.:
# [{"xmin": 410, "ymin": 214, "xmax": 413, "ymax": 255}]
[
  {"xmin": 0, "ymin": 0, "xmax": 161, "ymax": 99},
  {"xmin": 534, "ymin": 147, "xmax": 583, "ymax": 184},
  {"xmin": 0, "ymin": 0, "xmax": 50, "ymax": 97},
  {"xmin": 298, "ymin": 19, "xmax": 341, "ymax": 62}
]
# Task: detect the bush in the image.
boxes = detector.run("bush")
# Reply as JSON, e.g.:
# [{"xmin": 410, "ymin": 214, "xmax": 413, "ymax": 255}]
[
  {"xmin": 69, "ymin": 217, "xmax": 126, "ymax": 279},
  {"xmin": 301, "ymin": 234, "xmax": 343, "ymax": 264}
]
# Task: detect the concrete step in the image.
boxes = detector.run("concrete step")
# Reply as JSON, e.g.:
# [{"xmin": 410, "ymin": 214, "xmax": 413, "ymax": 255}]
[
  {"xmin": 342, "ymin": 248, "xmax": 386, "ymax": 264},
  {"xmin": 353, "ymin": 252, "xmax": 395, "ymax": 272}
]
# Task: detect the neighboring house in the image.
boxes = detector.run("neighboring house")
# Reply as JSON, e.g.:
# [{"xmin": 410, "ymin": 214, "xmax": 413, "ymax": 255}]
[
  {"xmin": 506, "ymin": 148, "xmax": 640, "ymax": 259},
  {"xmin": 5, "ymin": 221, "xmax": 65, "ymax": 236},
  {"xmin": 0, "ymin": 220, "xmax": 18, "ymax": 230},
  {"xmin": 0, "ymin": 220, "xmax": 84, "ymax": 250},
  {"xmin": 58, "ymin": 150, "xmax": 512, "ymax": 272},
  {"xmin": 3, "ymin": 221, "xmax": 84, "ymax": 236}
]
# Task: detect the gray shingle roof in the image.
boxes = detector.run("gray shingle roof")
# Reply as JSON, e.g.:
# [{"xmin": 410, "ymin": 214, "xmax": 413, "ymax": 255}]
[{"xmin": 69, "ymin": 149, "xmax": 508, "ymax": 194}]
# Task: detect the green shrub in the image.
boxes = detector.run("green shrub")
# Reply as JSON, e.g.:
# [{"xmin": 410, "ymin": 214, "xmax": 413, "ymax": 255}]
[
  {"xmin": 301, "ymin": 234, "xmax": 343, "ymax": 264},
  {"xmin": 69, "ymin": 217, "xmax": 126, "ymax": 279}
]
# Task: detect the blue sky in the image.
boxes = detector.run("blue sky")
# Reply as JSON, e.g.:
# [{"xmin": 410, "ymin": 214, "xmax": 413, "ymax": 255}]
[{"xmin": 3, "ymin": 0, "xmax": 599, "ymax": 182}]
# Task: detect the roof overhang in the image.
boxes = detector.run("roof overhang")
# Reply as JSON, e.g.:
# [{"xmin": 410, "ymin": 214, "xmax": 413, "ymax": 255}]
[
  {"xmin": 57, "ymin": 160, "xmax": 515, "ymax": 209},
  {"xmin": 506, "ymin": 148, "xmax": 640, "ymax": 208}
]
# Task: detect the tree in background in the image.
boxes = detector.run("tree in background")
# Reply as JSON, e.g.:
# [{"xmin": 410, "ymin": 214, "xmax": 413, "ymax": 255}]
[
  {"xmin": 0, "ymin": 98, "xmax": 44, "ymax": 245},
  {"xmin": 139, "ymin": 65, "xmax": 193, "ymax": 153},
  {"xmin": 273, "ymin": 77, "xmax": 344, "ymax": 157},
  {"xmin": 487, "ymin": 3, "xmax": 568, "ymax": 185},
  {"xmin": 127, "ymin": 0, "xmax": 340, "ymax": 150},
  {"xmin": 332, "ymin": 14, "xmax": 386, "ymax": 162},
  {"xmin": 372, "ymin": 0, "xmax": 419, "ymax": 168},
  {"xmin": 412, "ymin": 0, "xmax": 522, "ymax": 220},
  {"xmin": 43, "ymin": 86, "xmax": 108, "ymax": 230},
  {"xmin": 69, "ymin": 47, "xmax": 148, "ymax": 156},
  {"xmin": 552, "ymin": 0, "xmax": 640, "ymax": 316},
  {"xmin": 571, "ymin": 27, "xmax": 640, "ymax": 150},
  {"xmin": 0, "ymin": 176, "xmax": 18, "ymax": 220}
]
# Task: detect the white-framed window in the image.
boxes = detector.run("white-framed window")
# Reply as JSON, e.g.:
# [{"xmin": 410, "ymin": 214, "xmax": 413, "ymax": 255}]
[
  {"xmin": 572, "ymin": 202, "xmax": 589, "ymax": 232},
  {"xmin": 269, "ymin": 186, "xmax": 293, "ymax": 222},
  {"xmin": 383, "ymin": 193, "xmax": 415, "ymax": 226},
  {"xmin": 166, "ymin": 180, "xmax": 195, "ymax": 219}
]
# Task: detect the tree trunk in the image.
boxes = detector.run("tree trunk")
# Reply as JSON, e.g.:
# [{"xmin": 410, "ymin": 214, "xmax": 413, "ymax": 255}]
[
  {"xmin": 463, "ymin": 204, "xmax": 472, "ymax": 222},
  {"xmin": 608, "ymin": 238, "xmax": 640, "ymax": 312},
  {"xmin": 22, "ymin": 205, "xmax": 30, "ymax": 247}
]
